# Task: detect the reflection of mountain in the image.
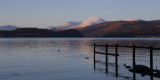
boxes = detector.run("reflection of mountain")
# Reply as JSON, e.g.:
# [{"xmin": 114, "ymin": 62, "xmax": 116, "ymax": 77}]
[
  {"xmin": 57, "ymin": 39, "xmax": 93, "ymax": 55},
  {"xmin": 76, "ymin": 40, "xmax": 93, "ymax": 54}
]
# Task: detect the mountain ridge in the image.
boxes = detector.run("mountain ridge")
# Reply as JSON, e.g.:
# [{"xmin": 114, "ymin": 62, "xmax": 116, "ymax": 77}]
[
  {"xmin": 1, "ymin": 18, "xmax": 160, "ymax": 38},
  {"xmin": 78, "ymin": 20, "xmax": 160, "ymax": 37},
  {"xmin": 49, "ymin": 17, "xmax": 106, "ymax": 31},
  {"xmin": 55, "ymin": 21, "xmax": 82, "ymax": 31},
  {"xmin": 0, "ymin": 25, "xmax": 19, "ymax": 31},
  {"xmin": 69, "ymin": 17, "xmax": 106, "ymax": 29}
]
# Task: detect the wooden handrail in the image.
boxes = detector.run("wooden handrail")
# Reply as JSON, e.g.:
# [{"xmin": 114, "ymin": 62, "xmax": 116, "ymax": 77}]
[{"xmin": 94, "ymin": 44, "xmax": 160, "ymax": 50}]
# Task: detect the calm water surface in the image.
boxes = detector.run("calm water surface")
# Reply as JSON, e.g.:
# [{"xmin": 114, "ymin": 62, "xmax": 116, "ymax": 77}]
[{"xmin": 0, "ymin": 38, "xmax": 160, "ymax": 80}]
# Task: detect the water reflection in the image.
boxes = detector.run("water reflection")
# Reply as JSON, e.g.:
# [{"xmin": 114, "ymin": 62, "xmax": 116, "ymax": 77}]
[
  {"xmin": 93, "ymin": 57, "xmax": 160, "ymax": 80},
  {"xmin": 0, "ymin": 38, "xmax": 160, "ymax": 80}
]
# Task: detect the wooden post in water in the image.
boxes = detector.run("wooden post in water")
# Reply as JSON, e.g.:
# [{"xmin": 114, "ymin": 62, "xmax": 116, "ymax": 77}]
[
  {"xmin": 150, "ymin": 46, "xmax": 153, "ymax": 80},
  {"xmin": 115, "ymin": 44, "xmax": 118, "ymax": 77},
  {"xmin": 94, "ymin": 43, "xmax": 96, "ymax": 70},
  {"xmin": 133, "ymin": 45, "xmax": 136, "ymax": 68},
  {"xmin": 105, "ymin": 44, "xmax": 108, "ymax": 73},
  {"xmin": 133, "ymin": 45, "xmax": 136, "ymax": 80}
]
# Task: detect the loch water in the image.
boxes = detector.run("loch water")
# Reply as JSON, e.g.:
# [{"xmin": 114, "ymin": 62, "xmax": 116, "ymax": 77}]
[{"xmin": 0, "ymin": 38, "xmax": 160, "ymax": 80}]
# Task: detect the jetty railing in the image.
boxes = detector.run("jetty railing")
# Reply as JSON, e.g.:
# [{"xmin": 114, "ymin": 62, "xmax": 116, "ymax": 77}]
[{"xmin": 93, "ymin": 43, "xmax": 160, "ymax": 80}]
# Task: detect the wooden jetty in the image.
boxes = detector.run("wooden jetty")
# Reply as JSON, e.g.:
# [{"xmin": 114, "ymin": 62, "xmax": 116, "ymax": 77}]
[{"xmin": 93, "ymin": 43, "xmax": 160, "ymax": 80}]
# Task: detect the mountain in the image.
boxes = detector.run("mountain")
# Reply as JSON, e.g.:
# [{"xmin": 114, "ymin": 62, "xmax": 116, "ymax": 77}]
[
  {"xmin": 47, "ymin": 26, "xmax": 57, "ymax": 31},
  {"xmin": 69, "ymin": 17, "xmax": 106, "ymax": 29},
  {"xmin": 78, "ymin": 20, "xmax": 160, "ymax": 37},
  {"xmin": 0, "ymin": 25, "xmax": 19, "ymax": 31},
  {"xmin": 48, "ymin": 17, "xmax": 106, "ymax": 31},
  {"xmin": 122, "ymin": 19, "xmax": 144, "ymax": 21},
  {"xmin": 55, "ymin": 21, "xmax": 82, "ymax": 31}
]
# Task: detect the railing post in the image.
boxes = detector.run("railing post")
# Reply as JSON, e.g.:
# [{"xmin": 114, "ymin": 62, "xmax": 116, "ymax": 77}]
[
  {"xmin": 150, "ymin": 46, "xmax": 153, "ymax": 80},
  {"xmin": 94, "ymin": 43, "xmax": 96, "ymax": 61},
  {"xmin": 133, "ymin": 45, "xmax": 136, "ymax": 69},
  {"xmin": 133, "ymin": 45, "xmax": 136, "ymax": 80},
  {"xmin": 115, "ymin": 44, "xmax": 118, "ymax": 77},
  {"xmin": 94, "ymin": 43, "xmax": 96, "ymax": 70},
  {"xmin": 106, "ymin": 44, "xmax": 108, "ymax": 73}
]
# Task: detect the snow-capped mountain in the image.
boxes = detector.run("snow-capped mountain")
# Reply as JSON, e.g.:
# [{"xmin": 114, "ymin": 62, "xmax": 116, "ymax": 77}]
[
  {"xmin": 47, "ymin": 26, "xmax": 57, "ymax": 31},
  {"xmin": 72, "ymin": 17, "xmax": 106, "ymax": 28},
  {"xmin": 55, "ymin": 21, "xmax": 82, "ymax": 31},
  {"xmin": 122, "ymin": 19, "xmax": 144, "ymax": 21},
  {"xmin": 0, "ymin": 25, "xmax": 19, "ymax": 31},
  {"xmin": 48, "ymin": 17, "xmax": 107, "ymax": 31}
]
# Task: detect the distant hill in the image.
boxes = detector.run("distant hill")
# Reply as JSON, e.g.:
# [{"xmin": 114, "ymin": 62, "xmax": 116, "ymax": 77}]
[
  {"xmin": 0, "ymin": 28, "xmax": 84, "ymax": 37},
  {"xmin": 121, "ymin": 19, "xmax": 144, "ymax": 21},
  {"xmin": 77, "ymin": 20, "xmax": 160, "ymax": 37},
  {"xmin": 1, "ymin": 20, "xmax": 160, "ymax": 38},
  {"xmin": 0, "ymin": 25, "xmax": 19, "ymax": 31}
]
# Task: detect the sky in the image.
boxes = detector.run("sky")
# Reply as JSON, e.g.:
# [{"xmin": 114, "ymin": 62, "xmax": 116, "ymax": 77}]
[{"xmin": 0, "ymin": 0, "xmax": 160, "ymax": 28}]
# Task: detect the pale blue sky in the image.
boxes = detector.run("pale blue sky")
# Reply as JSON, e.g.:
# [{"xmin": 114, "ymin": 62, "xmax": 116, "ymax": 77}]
[{"xmin": 0, "ymin": 0, "xmax": 160, "ymax": 28}]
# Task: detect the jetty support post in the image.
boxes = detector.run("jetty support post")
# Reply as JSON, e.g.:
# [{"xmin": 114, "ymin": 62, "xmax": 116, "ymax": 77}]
[
  {"xmin": 133, "ymin": 45, "xmax": 136, "ymax": 80},
  {"xmin": 133, "ymin": 45, "xmax": 136, "ymax": 69},
  {"xmin": 150, "ymin": 46, "xmax": 153, "ymax": 80},
  {"xmin": 106, "ymin": 44, "xmax": 108, "ymax": 73},
  {"xmin": 115, "ymin": 44, "xmax": 118, "ymax": 77},
  {"xmin": 94, "ymin": 43, "xmax": 96, "ymax": 70}
]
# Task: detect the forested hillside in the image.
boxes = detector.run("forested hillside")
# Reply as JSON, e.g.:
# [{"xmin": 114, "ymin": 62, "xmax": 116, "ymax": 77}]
[{"xmin": 0, "ymin": 28, "xmax": 84, "ymax": 37}]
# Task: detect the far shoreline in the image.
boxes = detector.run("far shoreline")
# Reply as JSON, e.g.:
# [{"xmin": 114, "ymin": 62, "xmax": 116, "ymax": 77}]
[{"xmin": 1, "ymin": 37, "xmax": 160, "ymax": 40}]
